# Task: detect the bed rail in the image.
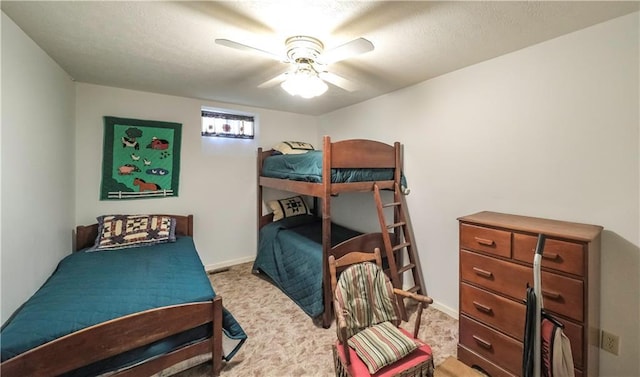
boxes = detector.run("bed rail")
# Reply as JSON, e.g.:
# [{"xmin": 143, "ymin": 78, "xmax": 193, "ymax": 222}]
[{"xmin": 1, "ymin": 297, "xmax": 223, "ymax": 377}]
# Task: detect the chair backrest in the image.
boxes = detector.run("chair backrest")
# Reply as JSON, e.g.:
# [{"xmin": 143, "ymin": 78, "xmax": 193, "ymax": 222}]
[
  {"xmin": 329, "ymin": 248, "xmax": 400, "ymax": 341},
  {"xmin": 329, "ymin": 249, "xmax": 383, "ymax": 296}
]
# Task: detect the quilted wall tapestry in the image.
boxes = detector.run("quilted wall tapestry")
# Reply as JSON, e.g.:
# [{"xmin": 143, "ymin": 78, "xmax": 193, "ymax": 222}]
[{"xmin": 100, "ymin": 116, "xmax": 181, "ymax": 200}]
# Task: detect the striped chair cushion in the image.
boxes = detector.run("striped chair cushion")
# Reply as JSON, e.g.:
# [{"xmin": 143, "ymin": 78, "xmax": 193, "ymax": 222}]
[
  {"xmin": 347, "ymin": 321, "xmax": 418, "ymax": 374},
  {"xmin": 335, "ymin": 262, "xmax": 400, "ymax": 341}
]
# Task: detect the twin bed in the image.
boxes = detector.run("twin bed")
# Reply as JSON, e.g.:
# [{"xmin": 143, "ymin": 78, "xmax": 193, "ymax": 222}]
[
  {"xmin": 255, "ymin": 136, "xmax": 405, "ymax": 327},
  {"xmin": 1, "ymin": 135, "xmax": 404, "ymax": 376},
  {"xmin": 1, "ymin": 214, "xmax": 246, "ymax": 377}
]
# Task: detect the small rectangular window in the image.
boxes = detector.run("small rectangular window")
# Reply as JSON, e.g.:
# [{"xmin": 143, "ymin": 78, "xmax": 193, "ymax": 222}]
[{"xmin": 201, "ymin": 108, "xmax": 254, "ymax": 139}]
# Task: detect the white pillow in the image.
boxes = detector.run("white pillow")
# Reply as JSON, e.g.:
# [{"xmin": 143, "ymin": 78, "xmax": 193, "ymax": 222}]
[
  {"xmin": 267, "ymin": 196, "xmax": 311, "ymax": 221},
  {"xmin": 273, "ymin": 141, "xmax": 314, "ymax": 155}
]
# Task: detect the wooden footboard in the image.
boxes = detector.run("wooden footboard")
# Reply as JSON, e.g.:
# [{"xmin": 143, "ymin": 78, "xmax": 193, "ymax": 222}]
[
  {"xmin": 332, "ymin": 231, "xmax": 401, "ymax": 283},
  {"xmin": 332, "ymin": 232, "xmax": 385, "ymax": 260},
  {"xmin": 1, "ymin": 297, "xmax": 223, "ymax": 377}
]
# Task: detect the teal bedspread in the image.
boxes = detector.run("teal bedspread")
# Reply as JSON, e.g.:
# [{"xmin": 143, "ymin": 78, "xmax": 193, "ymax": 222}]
[
  {"xmin": 263, "ymin": 150, "xmax": 398, "ymax": 183},
  {"xmin": 253, "ymin": 215, "xmax": 361, "ymax": 317},
  {"xmin": 1, "ymin": 237, "xmax": 247, "ymax": 375}
]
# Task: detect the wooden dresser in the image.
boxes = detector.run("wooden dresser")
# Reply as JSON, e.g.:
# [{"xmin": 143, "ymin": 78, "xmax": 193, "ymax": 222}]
[{"xmin": 457, "ymin": 211, "xmax": 602, "ymax": 377}]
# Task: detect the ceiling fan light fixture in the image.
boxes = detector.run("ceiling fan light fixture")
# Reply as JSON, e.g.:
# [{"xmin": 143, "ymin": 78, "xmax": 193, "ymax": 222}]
[
  {"xmin": 217, "ymin": 34, "xmax": 370, "ymax": 96},
  {"xmin": 281, "ymin": 69, "xmax": 328, "ymax": 99}
]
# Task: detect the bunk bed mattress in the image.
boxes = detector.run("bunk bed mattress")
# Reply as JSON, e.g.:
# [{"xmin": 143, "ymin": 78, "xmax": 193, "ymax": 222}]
[
  {"xmin": 262, "ymin": 151, "xmax": 396, "ymax": 182},
  {"xmin": 0, "ymin": 236, "xmax": 247, "ymax": 375},
  {"xmin": 253, "ymin": 216, "xmax": 361, "ymax": 317}
]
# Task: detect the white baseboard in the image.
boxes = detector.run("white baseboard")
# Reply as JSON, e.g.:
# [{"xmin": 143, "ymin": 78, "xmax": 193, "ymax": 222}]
[
  {"xmin": 205, "ymin": 256, "xmax": 255, "ymax": 273},
  {"xmin": 429, "ymin": 301, "xmax": 459, "ymax": 320},
  {"xmin": 205, "ymin": 258, "xmax": 460, "ymax": 322},
  {"xmin": 401, "ymin": 277, "xmax": 459, "ymax": 320}
]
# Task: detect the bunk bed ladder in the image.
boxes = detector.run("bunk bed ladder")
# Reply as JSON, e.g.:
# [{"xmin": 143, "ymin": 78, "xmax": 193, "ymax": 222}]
[{"xmin": 373, "ymin": 182, "xmax": 426, "ymax": 321}]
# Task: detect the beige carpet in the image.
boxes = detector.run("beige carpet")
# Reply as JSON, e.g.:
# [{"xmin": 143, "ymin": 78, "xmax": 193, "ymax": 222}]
[{"xmin": 170, "ymin": 262, "xmax": 460, "ymax": 377}]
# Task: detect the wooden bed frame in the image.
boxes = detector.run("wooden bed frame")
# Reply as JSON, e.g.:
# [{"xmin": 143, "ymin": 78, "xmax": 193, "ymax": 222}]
[
  {"xmin": 1, "ymin": 214, "xmax": 224, "ymax": 377},
  {"xmin": 257, "ymin": 136, "xmax": 403, "ymax": 327}
]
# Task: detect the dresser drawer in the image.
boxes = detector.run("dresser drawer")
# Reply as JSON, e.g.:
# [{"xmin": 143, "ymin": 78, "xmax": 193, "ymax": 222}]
[
  {"xmin": 461, "ymin": 250, "xmax": 584, "ymax": 322},
  {"xmin": 460, "ymin": 282, "xmax": 525, "ymax": 340},
  {"xmin": 522, "ymin": 271, "xmax": 584, "ymax": 323},
  {"xmin": 460, "ymin": 224, "xmax": 511, "ymax": 258},
  {"xmin": 549, "ymin": 315, "xmax": 584, "ymax": 369},
  {"xmin": 459, "ymin": 315, "xmax": 523, "ymax": 376},
  {"xmin": 457, "ymin": 345, "xmax": 517, "ymax": 377},
  {"xmin": 513, "ymin": 233, "xmax": 585, "ymax": 276},
  {"xmin": 460, "ymin": 283, "xmax": 584, "ymax": 368},
  {"xmin": 458, "ymin": 335, "xmax": 584, "ymax": 377},
  {"xmin": 460, "ymin": 250, "xmax": 531, "ymax": 300}
]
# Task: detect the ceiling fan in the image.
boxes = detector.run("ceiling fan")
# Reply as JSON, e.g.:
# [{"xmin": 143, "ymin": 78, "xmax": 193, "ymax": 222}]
[{"xmin": 215, "ymin": 36, "xmax": 374, "ymax": 98}]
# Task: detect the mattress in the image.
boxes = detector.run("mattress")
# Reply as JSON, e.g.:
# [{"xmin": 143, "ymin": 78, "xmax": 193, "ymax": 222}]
[
  {"xmin": 253, "ymin": 215, "xmax": 361, "ymax": 317},
  {"xmin": 0, "ymin": 236, "xmax": 247, "ymax": 375},
  {"xmin": 262, "ymin": 150, "xmax": 398, "ymax": 183}
]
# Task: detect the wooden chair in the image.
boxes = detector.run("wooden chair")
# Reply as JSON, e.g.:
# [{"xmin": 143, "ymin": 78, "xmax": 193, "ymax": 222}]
[{"xmin": 329, "ymin": 248, "xmax": 435, "ymax": 377}]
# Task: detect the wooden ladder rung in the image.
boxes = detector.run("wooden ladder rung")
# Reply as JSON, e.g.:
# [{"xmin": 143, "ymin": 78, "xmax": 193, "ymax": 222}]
[
  {"xmin": 386, "ymin": 221, "xmax": 406, "ymax": 229},
  {"xmin": 373, "ymin": 181, "xmax": 426, "ymax": 322},
  {"xmin": 397, "ymin": 263, "xmax": 416, "ymax": 275},
  {"xmin": 392, "ymin": 242, "xmax": 411, "ymax": 252},
  {"xmin": 407, "ymin": 285, "xmax": 421, "ymax": 294}
]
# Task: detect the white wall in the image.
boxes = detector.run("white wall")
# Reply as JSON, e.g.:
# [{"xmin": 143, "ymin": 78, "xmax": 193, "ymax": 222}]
[
  {"xmin": 319, "ymin": 12, "xmax": 639, "ymax": 377},
  {"xmin": 1, "ymin": 12, "xmax": 76, "ymax": 324},
  {"xmin": 75, "ymin": 83, "xmax": 317, "ymax": 270},
  {"xmin": 4, "ymin": 7, "xmax": 639, "ymax": 375}
]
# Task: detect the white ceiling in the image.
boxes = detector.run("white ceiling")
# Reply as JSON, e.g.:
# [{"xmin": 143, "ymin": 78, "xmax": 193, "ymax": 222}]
[{"xmin": 2, "ymin": 1, "xmax": 638, "ymax": 115}]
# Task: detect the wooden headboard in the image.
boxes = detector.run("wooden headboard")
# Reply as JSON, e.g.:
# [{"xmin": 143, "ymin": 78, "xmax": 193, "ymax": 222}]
[{"xmin": 74, "ymin": 214, "xmax": 194, "ymax": 251}]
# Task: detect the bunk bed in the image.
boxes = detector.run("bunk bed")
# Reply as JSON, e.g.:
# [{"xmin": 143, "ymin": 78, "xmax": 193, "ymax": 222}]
[
  {"xmin": 0, "ymin": 214, "xmax": 247, "ymax": 377},
  {"xmin": 255, "ymin": 136, "xmax": 403, "ymax": 327}
]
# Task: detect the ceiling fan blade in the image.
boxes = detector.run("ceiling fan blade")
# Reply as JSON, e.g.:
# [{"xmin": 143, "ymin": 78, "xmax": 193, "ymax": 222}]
[
  {"xmin": 258, "ymin": 71, "xmax": 289, "ymax": 88},
  {"xmin": 319, "ymin": 72, "xmax": 359, "ymax": 92},
  {"xmin": 215, "ymin": 38, "xmax": 287, "ymax": 62},
  {"xmin": 318, "ymin": 37, "xmax": 374, "ymax": 65}
]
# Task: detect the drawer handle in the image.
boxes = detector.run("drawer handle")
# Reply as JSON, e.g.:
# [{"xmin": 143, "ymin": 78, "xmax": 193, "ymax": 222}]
[
  {"xmin": 473, "ymin": 267, "xmax": 493, "ymax": 278},
  {"xmin": 532, "ymin": 248, "xmax": 560, "ymax": 261},
  {"xmin": 473, "ymin": 335, "xmax": 493, "ymax": 349},
  {"xmin": 473, "ymin": 301, "xmax": 493, "ymax": 314},
  {"xmin": 542, "ymin": 289, "xmax": 561, "ymax": 300},
  {"xmin": 475, "ymin": 237, "xmax": 495, "ymax": 246}
]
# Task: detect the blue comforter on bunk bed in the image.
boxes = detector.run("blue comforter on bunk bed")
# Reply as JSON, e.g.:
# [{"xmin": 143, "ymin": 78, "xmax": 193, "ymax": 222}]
[
  {"xmin": 0, "ymin": 236, "xmax": 247, "ymax": 376},
  {"xmin": 262, "ymin": 150, "xmax": 399, "ymax": 183},
  {"xmin": 253, "ymin": 215, "xmax": 361, "ymax": 317}
]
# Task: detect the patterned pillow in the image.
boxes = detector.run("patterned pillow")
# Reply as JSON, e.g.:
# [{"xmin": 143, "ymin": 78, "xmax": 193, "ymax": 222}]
[
  {"xmin": 347, "ymin": 321, "xmax": 418, "ymax": 374},
  {"xmin": 273, "ymin": 141, "xmax": 315, "ymax": 155},
  {"xmin": 267, "ymin": 196, "xmax": 311, "ymax": 221},
  {"xmin": 91, "ymin": 214, "xmax": 176, "ymax": 251}
]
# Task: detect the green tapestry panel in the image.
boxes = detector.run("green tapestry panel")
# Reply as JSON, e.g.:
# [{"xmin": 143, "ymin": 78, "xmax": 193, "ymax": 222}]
[{"xmin": 100, "ymin": 116, "xmax": 181, "ymax": 200}]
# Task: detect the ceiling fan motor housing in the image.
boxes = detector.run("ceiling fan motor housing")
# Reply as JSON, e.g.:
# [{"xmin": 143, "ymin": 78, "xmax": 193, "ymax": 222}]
[
  {"xmin": 285, "ymin": 36, "xmax": 324, "ymax": 64},
  {"xmin": 215, "ymin": 33, "xmax": 368, "ymax": 93}
]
